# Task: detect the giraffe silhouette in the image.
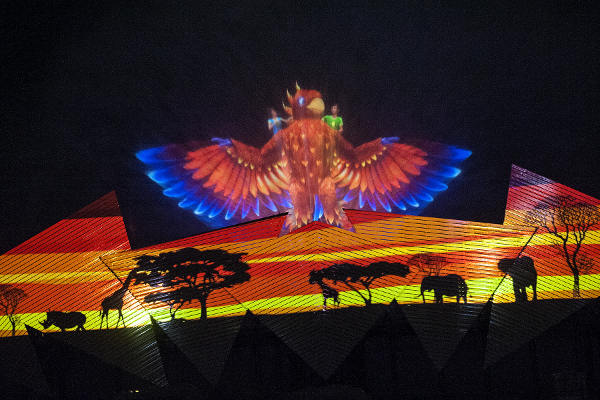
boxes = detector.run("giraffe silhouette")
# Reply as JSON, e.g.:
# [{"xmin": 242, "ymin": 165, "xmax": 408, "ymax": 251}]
[
  {"xmin": 309, "ymin": 269, "xmax": 341, "ymax": 311},
  {"xmin": 316, "ymin": 280, "xmax": 340, "ymax": 311},
  {"xmin": 100, "ymin": 271, "xmax": 135, "ymax": 329}
]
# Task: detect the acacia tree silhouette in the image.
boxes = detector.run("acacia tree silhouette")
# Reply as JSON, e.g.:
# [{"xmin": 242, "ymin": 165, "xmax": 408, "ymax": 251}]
[
  {"xmin": 132, "ymin": 248, "xmax": 250, "ymax": 320},
  {"xmin": 407, "ymin": 253, "xmax": 447, "ymax": 276},
  {"xmin": 525, "ymin": 196, "xmax": 600, "ymax": 297},
  {"xmin": 310, "ymin": 261, "xmax": 410, "ymax": 306},
  {"xmin": 0, "ymin": 285, "xmax": 27, "ymax": 336}
]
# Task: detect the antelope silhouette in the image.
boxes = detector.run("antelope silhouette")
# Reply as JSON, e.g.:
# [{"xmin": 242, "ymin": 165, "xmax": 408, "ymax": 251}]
[{"xmin": 100, "ymin": 271, "xmax": 135, "ymax": 329}]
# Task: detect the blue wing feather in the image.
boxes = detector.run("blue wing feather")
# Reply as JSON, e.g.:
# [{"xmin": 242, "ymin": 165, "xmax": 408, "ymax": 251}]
[
  {"xmin": 138, "ymin": 139, "xmax": 469, "ymax": 227},
  {"xmin": 340, "ymin": 141, "xmax": 470, "ymax": 216},
  {"xmin": 137, "ymin": 143, "xmax": 286, "ymax": 228}
]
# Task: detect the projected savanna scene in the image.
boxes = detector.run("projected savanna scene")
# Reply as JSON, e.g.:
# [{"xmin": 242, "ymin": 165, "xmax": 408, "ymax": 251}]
[
  {"xmin": 2, "ymin": 153, "xmax": 599, "ymax": 336},
  {"xmin": 1, "ymin": 83, "xmax": 599, "ymax": 335},
  {"xmin": 4, "ymin": 3, "xmax": 599, "ymax": 398}
]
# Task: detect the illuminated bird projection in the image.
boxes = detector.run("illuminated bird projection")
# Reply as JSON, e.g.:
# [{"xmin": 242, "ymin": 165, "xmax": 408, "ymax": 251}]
[{"xmin": 137, "ymin": 84, "xmax": 471, "ymax": 231}]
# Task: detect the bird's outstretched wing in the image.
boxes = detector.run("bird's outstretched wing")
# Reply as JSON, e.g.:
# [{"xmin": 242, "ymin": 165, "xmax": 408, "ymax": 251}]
[
  {"xmin": 136, "ymin": 136, "xmax": 290, "ymax": 227},
  {"xmin": 334, "ymin": 137, "xmax": 471, "ymax": 213}
]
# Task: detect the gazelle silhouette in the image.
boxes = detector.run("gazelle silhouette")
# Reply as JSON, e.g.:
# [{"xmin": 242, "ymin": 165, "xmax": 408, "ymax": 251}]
[{"xmin": 100, "ymin": 272, "xmax": 135, "ymax": 329}]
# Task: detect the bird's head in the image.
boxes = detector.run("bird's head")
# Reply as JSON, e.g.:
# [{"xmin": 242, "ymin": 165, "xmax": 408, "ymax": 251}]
[{"xmin": 283, "ymin": 83, "xmax": 325, "ymax": 120}]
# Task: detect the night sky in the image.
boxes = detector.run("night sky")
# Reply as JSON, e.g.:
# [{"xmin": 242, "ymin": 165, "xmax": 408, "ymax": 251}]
[{"xmin": 3, "ymin": 2, "xmax": 599, "ymax": 252}]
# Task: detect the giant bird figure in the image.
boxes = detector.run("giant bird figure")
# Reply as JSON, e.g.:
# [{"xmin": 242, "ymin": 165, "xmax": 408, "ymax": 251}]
[{"xmin": 137, "ymin": 85, "xmax": 471, "ymax": 231}]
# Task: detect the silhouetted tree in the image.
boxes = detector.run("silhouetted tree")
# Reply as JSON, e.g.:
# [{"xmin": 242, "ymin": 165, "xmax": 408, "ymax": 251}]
[
  {"xmin": 576, "ymin": 253, "xmax": 595, "ymax": 275},
  {"xmin": 525, "ymin": 196, "xmax": 600, "ymax": 297},
  {"xmin": 407, "ymin": 253, "xmax": 447, "ymax": 276},
  {"xmin": 132, "ymin": 248, "xmax": 250, "ymax": 320},
  {"xmin": 0, "ymin": 285, "xmax": 27, "ymax": 336},
  {"xmin": 310, "ymin": 261, "xmax": 410, "ymax": 306}
]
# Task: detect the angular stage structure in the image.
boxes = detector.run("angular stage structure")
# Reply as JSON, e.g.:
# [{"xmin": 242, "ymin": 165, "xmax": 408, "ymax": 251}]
[{"xmin": 1, "ymin": 166, "xmax": 599, "ymax": 398}]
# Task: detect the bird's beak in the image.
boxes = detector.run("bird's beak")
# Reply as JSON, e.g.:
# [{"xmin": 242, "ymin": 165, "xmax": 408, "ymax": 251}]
[{"xmin": 307, "ymin": 97, "xmax": 324, "ymax": 115}]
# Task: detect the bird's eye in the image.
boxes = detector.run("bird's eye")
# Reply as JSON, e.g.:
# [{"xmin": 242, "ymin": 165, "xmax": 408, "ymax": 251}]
[{"xmin": 298, "ymin": 97, "xmax": 305, "ymax": 106}]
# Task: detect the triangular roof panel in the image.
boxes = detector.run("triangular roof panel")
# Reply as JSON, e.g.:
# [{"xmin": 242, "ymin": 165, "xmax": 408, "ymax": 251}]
[{"xmin": 0, "ymin": 192, "xmax": 148, "ymax": 337}]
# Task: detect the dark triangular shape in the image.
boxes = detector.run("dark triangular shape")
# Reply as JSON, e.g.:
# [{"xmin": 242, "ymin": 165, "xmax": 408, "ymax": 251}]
[
  {"xmin": 157, "ymin": 315, "xmax": 244, "ymax": 385},
  {"xmin": 403, "ymin": 302, "xmax": 486, "ymax": 370},
  {"xmin": 386, "ymin": 299, "xmax": 423, "ymax": 337},
  {"xmin": 259, "ymin": 305, "xmax": 385, "ymax": 380},
  {"xmin": 0, "ymin": 334, "xmax": 50, "ymax": 395},
  {"xmin": 150, "ymin": 317, "xmax": 211, "ymax": 390},
  {"xmin": 444, "ymin": 300, "xmax": 492, "ymax": 366},
  {"xmin": 26, "ymin": 325, "xmax": 156, "ymax": 398},
  {"xmin": 439, "ymin": 301, "xmax": 492, "ymax": 397},
  {"xmin": 55, "ymin": 326, "xmax": 168, "ymax": 387},
  {"xmin": 485, "ymin": 299, "xmax": 586, "ymax": 367},
  {"xmin": 330, "ymin": 305, "xmax": 394, "ymax": 395},
  {"xmin": 218, "ymin": 311, "xmax": 323, "ymax": 397},
  {"xmin": 373, "ymin": 301, "xmax": 439, "ymax": 397}
]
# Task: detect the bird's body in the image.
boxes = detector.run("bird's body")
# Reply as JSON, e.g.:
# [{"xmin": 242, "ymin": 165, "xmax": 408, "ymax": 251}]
[
  {"xmin": 137, "ymin": 86, "xmax": 471, "ymax": 231},
  {"xmin": 275, "ymin": 118, "xmax": 348, "ymax": 227}
]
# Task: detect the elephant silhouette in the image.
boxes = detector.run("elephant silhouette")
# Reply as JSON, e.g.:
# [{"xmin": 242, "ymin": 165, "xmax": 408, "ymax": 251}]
[
  {"xmin": 498, "ymin": 256, "xmax": 537, "ymax": 302},
  {"xmin": 420, "ymin": 274, "xmax": 468, "ymax": 303}
]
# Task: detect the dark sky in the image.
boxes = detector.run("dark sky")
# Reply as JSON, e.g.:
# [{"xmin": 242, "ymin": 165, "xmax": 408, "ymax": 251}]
[{"xmin": 2, "ymin": 2, "xmax": 599, "ymax": 252}]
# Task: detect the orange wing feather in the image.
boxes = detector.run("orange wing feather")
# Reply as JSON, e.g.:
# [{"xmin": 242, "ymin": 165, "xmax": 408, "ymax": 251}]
[
  {"xmin": 337, "ymin": 140, "xmax": 432, "ymax": 209},
  {"xmin": 230, "ymin": 168, "xmax": 246, "ymax": 201},
  {"xmin": 148, "ymin": 133, "xmax": 290, "ymax": 223},
  {"xmin": 189, "ymin": 151, "xmax": 226, "ymax": 180}
]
